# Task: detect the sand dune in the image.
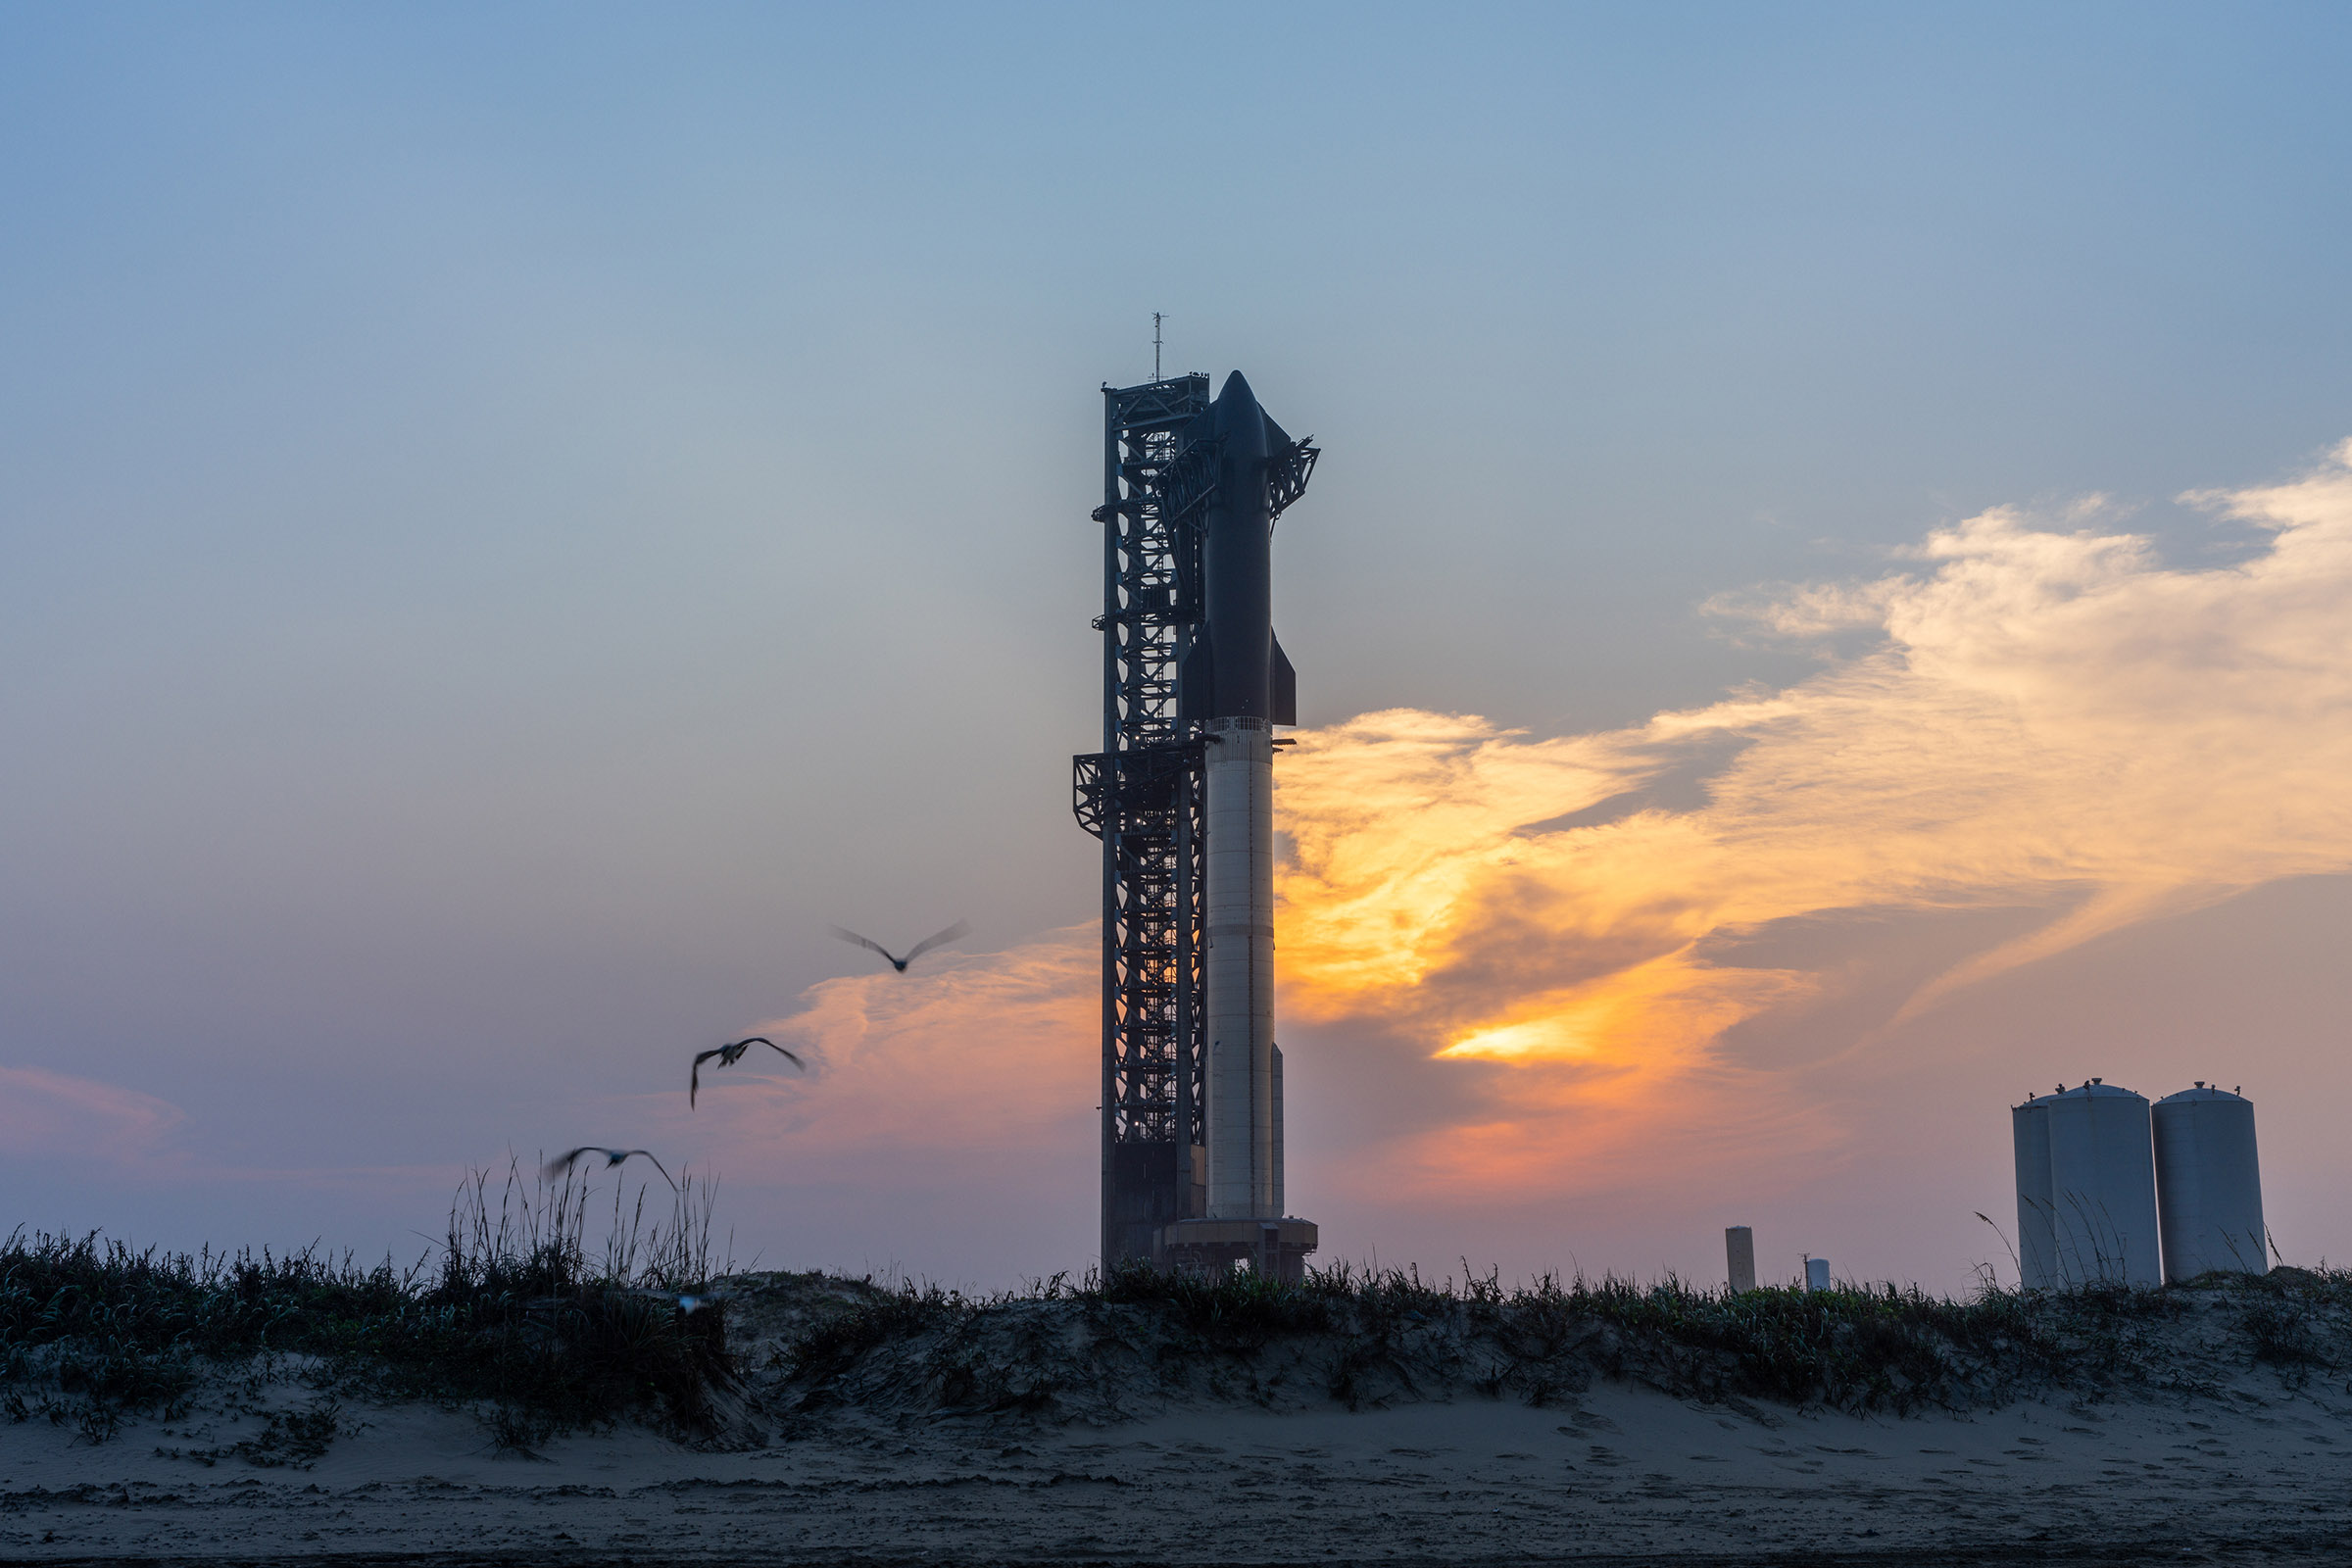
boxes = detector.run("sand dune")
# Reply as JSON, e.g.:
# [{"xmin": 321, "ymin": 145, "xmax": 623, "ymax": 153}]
[{"xmin": 6, "ymin": 1271, "xmax": 2350, "ymax": 1564}]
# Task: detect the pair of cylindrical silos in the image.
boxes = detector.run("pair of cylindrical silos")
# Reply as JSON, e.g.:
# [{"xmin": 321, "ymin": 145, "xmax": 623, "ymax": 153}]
[{"xmin": 2011, "ymin": 1081, "xmax": 2265, "ymax": 1288}]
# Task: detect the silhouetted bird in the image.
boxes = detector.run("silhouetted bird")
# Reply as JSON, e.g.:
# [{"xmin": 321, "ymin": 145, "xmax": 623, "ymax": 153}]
[
  {"xmin": 691, "ymin": 1035, "xmax": 804, "ymax": 1108},
  {"xmin": 545, "ymin": 1147, "xmax": 676, "ymax": 1190},
  {"xmin": 830, "ymin": 920, "xmax": 969, "ymax": 973}
]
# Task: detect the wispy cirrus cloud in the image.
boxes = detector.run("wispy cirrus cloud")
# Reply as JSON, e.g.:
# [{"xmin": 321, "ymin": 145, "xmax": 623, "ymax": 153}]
[
  {"xmin": 0, "ymin": 1064, "xmax": 186, "ymax": 1164},
  {"xmin": 0, "ymin": 1064, "xmax": 458, "ymax": 1197}
]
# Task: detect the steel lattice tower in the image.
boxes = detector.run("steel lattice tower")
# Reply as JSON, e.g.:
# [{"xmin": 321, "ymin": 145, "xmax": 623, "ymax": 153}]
[{"xmin": 1072, "ymin": 373, "xmax": 1212, "ymax": 1268}]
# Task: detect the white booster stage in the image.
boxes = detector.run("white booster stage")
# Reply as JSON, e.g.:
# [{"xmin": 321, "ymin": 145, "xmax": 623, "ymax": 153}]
[{"xmin": 1204, "ymin": 714, "xmax": 1280, "ymax": 1220}]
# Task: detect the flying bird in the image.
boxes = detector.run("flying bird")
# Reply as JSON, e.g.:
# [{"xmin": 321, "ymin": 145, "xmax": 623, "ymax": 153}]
[
  {"xmin": 830, "ymin": 920, "xmax": 970, "ymax": 973},
  {"xmin": 691, "ymin": 1035, "xmax": 804, "ymax": 1108},
  {"xmin": 544, "ymin": 1147, "xmax": 677, "ymax": 1190}
]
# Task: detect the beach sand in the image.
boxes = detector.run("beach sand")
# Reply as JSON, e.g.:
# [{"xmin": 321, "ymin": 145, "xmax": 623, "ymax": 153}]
[{"xmin": 6, "ymin": 1360, "xmax": 2350, "ymax": 1564}]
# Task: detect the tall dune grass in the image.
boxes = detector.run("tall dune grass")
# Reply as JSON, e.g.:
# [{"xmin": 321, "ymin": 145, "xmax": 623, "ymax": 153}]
[{"xmin": 0, "ymin": 1160, "xmax": 731, "ymax": 1446}]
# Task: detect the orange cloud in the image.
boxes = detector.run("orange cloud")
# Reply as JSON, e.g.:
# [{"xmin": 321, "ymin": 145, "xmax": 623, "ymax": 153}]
[
  {"xmin": 711, "ymin": 442, "xmax": 2352, "ymax": 1226},
  {"xmin": 1269, "ymin": 440, "xmax": 2352, "ymax": 1198}
]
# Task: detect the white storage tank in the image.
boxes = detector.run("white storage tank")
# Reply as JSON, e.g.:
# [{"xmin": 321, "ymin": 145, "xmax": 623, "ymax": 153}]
[
  {"xmin": 2011, "ymin": 1095, "xmax": 2057, "ymax": 1288},
  {"xmin": 2152, "ymin": 1084, "xmax": 2266, "ymax": 1282},
  {"xmin": 2011, "ymin": 1080, "xmax": 2161, "ymax": 1288}
]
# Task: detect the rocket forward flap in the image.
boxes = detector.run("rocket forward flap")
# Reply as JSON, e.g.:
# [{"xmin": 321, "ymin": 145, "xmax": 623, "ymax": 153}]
[{"xmin": 1185, "ymin": 630, "xmax": 1290, "ymax": 723}]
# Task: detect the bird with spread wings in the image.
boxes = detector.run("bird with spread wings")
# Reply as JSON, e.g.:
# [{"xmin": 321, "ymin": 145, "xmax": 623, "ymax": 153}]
[
  {"xmin": 829, "ymin": 920, "xmax": 969, "ymax": 973},
  {"xmin": 690, "ymin": 1035, "xmax": 804, "ymax": 1108},
  {"xmin": 544, "ymin": 1147, "xmax": 676, "ymax": 1190}
]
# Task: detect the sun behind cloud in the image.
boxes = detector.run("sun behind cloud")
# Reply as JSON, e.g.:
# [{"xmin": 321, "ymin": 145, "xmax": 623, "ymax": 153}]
[
  {"xmin": 1261, "ymin": 441, "xmax": 2352, "ymax": 1196},
  {"xmin": 737, "ymin": 442, "xmax": 2352, "ymax": 1212}
]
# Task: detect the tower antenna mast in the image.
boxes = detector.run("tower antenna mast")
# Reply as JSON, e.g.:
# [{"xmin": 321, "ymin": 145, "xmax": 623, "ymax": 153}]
[{"xmin": 1152, "ymin": 313, "xmax": 1163, "ymax": 381}]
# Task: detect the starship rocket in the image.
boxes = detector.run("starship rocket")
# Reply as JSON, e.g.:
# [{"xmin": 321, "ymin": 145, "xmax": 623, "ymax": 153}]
[{"xmin": 1181, "ymin": 370, "xmax": 1298, "ymax": 1221}]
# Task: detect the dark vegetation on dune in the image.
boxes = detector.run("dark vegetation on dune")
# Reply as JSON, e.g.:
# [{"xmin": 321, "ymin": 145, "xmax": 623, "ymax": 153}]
[
  {"xmin": 769, "ymin": 1259, "xmax": 2352, "ymax": 1426},
  {"xmin": 10, "ymin": 1180, "xmax": 2352, "ymax": 1452},
  {"xmin": 0, "ymin": 1165, "xmax": 731, "ymax": 1451}
]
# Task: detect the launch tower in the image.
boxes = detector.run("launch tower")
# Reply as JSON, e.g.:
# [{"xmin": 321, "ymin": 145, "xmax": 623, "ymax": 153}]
[{"xmin": 1073, "ymin": 369, "xmax": 1321, "ymax": 1277}]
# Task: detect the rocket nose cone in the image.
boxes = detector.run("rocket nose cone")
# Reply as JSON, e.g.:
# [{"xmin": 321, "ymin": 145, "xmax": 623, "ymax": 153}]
[{"xmin": 1212, "ymin": 371, "xmax": 1267, "ymax": 445}]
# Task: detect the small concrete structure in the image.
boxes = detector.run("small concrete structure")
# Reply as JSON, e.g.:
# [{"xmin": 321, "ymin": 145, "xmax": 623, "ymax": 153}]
[
  {"xmin": 1803, "ymin": 1256, "xmax": 1831, "ymax": 1292},
  {"xmin": 1725, "ymin": 1226, "xmax": 1756, "ymax": 1293},
  {"xmin": 2153, "ymin": 1084, "xmax": 2267, "ymax": 1282}
]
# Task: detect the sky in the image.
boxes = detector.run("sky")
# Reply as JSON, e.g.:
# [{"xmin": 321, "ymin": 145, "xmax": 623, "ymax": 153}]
[{"xmin": 4, "ymin": 4, "xmax": 2351, "ymax": 1294}]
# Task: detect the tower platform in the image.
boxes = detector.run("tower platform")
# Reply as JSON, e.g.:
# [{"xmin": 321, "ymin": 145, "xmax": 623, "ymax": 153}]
[{"xmin": 1157, "ymin": 1216, "xmax": 1319, "ymax": 1282}]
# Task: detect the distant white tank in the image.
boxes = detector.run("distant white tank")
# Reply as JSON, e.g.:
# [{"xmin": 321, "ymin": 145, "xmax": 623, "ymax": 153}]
[
  {"xmin": 1803, "ymin": 1256, "xmax": 1831, "ymax": 1292},
  {"xmin": 2011, "ymin": 1080, "xmax": 2161, "ymax": 1289},
  {"xmin": 2152, "ymin": 1085, "xmax": 2266, "ymax": 1282}
]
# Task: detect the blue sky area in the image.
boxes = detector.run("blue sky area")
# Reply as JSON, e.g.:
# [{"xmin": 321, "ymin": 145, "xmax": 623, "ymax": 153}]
[{"xmin": 4, "ymin": 5, "xmax": 2349, "ymax": 1287}]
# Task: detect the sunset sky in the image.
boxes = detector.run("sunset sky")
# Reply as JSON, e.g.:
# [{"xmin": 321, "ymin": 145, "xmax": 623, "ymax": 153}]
[{"xmin": 6, "ymin": 5, "xmax": 2352, "ymax": 1294}]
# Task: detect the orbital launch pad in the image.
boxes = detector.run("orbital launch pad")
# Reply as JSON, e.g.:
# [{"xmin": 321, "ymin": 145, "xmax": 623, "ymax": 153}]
[{"xmin": 1073, "ymin": 369, "xmax": 1320, "ymax": 1278}]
